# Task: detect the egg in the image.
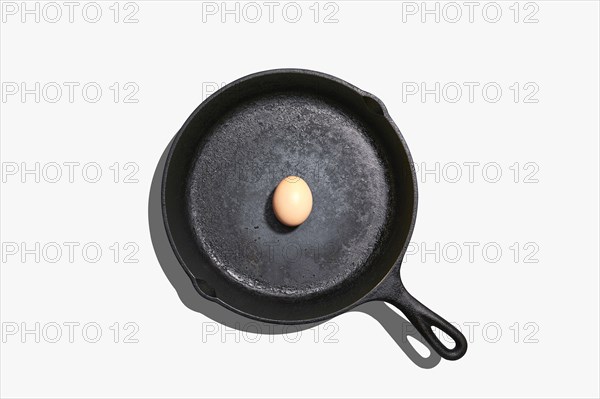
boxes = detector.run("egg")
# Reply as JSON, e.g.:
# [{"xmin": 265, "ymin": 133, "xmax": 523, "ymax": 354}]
[{"xmin": 272, "ymin": 176, "xmax": 313, "ymax": 227}]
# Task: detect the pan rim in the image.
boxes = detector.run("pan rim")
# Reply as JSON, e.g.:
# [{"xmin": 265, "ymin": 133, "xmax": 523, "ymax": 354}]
[{"xmin": 161, "ymin": 68, "xmax": 419, "ymax": 324}]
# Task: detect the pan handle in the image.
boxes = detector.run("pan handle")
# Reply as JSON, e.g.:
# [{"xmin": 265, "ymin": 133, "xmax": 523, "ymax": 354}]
[{"xmin": 371, "ymin": 269, "xmax": 468, "ymax": 360}]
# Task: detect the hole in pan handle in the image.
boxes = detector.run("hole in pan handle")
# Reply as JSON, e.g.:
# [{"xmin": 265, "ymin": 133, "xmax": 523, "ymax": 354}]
[{"xmin": 373, "ymin": 270, "xmax": 468, "ymax": 361}]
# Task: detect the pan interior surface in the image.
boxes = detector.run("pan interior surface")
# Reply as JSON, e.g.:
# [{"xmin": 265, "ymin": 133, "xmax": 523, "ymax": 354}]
[
  {"xmin": 189, "ymin": 91, "xmax": 390, "ymax": 295},
  {"xmin": 164, "ymin": 71, "xmax": 416, "ymax": 322}
]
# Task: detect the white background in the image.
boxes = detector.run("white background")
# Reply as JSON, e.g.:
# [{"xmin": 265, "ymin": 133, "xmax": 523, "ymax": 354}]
[{"xmin": 1, "ymin": 1, "xmax": 599, "ymax": 398}]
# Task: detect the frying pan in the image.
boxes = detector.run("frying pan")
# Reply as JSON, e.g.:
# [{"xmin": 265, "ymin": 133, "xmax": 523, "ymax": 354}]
[{"xmin": 162, "ymin": 69, "xmax": 467, "ymax": 360}]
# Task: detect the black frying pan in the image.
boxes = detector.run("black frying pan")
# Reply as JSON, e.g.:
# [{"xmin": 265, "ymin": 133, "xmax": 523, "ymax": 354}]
[{"xmin": 162, "ymin": 69, "xmax": 467, "ymax": 360}]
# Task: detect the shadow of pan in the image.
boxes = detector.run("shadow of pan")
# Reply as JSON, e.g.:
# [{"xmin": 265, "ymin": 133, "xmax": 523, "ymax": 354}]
[{"xmin": 149, "ymin": 139, "xmax": 441, "ymax": 369}]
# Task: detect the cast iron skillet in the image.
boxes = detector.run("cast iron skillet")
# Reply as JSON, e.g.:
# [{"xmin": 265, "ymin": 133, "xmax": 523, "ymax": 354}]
[{"xmin": 162, "ymin": 69, "xmax": 467, "ymax": 360}]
